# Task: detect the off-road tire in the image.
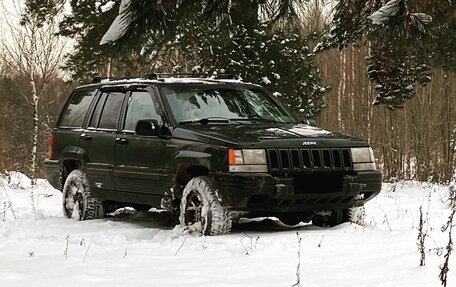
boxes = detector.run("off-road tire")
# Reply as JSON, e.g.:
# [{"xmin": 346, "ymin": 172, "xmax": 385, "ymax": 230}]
[
  {"xmin": 348, "ymin": 206, "xmax": 367, "ymax": 226},
  {"xmin": 62, "ymin": 169, "xmax": 104, "ymax": 220},
  {"xmin": 179, "ymin": 176, "xmax": 232, "ymax": 235}
]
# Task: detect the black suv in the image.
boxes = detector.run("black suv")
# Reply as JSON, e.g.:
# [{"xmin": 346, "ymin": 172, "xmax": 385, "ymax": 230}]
[{"xmin": 44, "ymin": 74, "xmax": 381, "ymax": 235}]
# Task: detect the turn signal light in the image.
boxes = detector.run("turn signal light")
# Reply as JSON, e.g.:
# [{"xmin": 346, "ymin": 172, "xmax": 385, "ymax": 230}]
[
  {"xmin": 228, "ymin": 148, "xmax": 236, "ymax": 165},
  {"xmin": 47, "ymin": 134, "xmax": 54, "ymax": 159}
]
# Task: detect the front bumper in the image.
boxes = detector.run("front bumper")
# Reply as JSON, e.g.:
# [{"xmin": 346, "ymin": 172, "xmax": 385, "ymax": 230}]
[{"xmin": 212, "ymin": 171, "xmax": 382, "ymax": 213}]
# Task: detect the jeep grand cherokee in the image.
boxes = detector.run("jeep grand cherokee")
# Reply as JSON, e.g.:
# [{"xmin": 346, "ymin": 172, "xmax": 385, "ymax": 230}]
[{"xmin": 44, "ymin": 74, "xmax": 382, "ymax": 235}]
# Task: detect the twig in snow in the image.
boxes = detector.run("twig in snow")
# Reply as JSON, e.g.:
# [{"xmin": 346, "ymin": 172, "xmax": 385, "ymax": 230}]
[
  {"xmin": 380, "ymin": 209, "xmax": 392, "ymax": 231},
  {"xmin": 1, "ymin": 173, "xmax": 16, "ymax": 220},
  {"xmin": 29, "ymin": 188, "xmax": 36, "ymax": 215},
  {"xmin": 240, "ymin": 233, "xmax": 260, "ymax": 255},
  {"xmin": 439, "ymin": 210, "xmax": 455, "ymax": 287},
  {"xmin": 244, "ymin": 233, "xmax": 260, "ymax": 251},
  {"xmin": 318, "ymin": 235, "xmax": 324, "ymax": 248},
  {"xmin": 291, "ymin": 232, "xmax": 302, "ymax": 287},
  {"xmin": 123, "ymin": 248, "xmax": 128, "ymax": 259},
  {"xmin": 201, "ymin": 236, "xmax": 207, "ymax": 251},
  {"xmin": 449, "ymin": 183, "xmax": 456, "ymax": 209},
  {"xmin": 2, "ymin": 202, "xmax": 6, "ymax": 222},
  {"xmin": 82, "ymin": 235, "xmax": 94, "ymax": 263},
  {"xmin": 429, "ymin": 246, "xmax": 444, "ymax": 257},
  {"xmin": 241, "ymin": 238, "xmax": 250, "ymax": 256},
  {"xmin": 175, "ymin": 236, "xmax": 188, "ymax": 256},
  {"xmin": 64, "ymin": 235, "xmax": 69, "ymax": 260}
]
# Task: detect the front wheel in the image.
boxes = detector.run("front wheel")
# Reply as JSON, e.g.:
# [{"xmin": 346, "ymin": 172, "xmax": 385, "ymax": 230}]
[
  {"xmin": 179, "ymin": 176, "xmax": 232, "ymax": 235},
  {"xmin": 62, "ymin": 169, "xmax": 104, "ymax": 220}
]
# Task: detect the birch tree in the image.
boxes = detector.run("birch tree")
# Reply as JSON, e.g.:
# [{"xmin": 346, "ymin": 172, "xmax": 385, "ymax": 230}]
[{"xmin": 1, "ymin": 0, "xmax": 66, "ymax": 186}]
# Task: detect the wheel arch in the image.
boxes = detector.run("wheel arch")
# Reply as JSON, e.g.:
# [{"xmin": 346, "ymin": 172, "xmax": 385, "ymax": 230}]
[
  {"xmin": 163, "ymin": 151, "xmax": 212, "ymax": 212},
  {"xmin": 59, "ymin": 146, "xmax": 86, "ymax": 190},
  {"xmin": 170, "ymin": 150, "xmax": 212, "ymax": 187}
]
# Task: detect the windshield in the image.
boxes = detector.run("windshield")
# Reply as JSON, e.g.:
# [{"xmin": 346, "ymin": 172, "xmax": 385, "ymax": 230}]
[{"xmin": 161, "ymin": 85, "xmax": 296, "ymax": 124}]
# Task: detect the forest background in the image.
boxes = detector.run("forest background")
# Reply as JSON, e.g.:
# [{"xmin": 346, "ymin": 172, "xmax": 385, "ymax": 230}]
[{"xmin": 0, "ymin": 0, "xmax": 454, "ymax": 184}]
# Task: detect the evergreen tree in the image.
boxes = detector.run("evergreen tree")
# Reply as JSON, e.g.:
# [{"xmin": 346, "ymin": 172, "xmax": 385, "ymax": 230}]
[
  {"xmin": 176, "ymin": 22, "xmax": 326, "ymax": 117},
  {"xmin": 315, "ymin": 0, "xmax": 455, "ymax": 109},
  {"xmin": 25, "ymin": 0, "xmax": 327, "ymax": 117}
]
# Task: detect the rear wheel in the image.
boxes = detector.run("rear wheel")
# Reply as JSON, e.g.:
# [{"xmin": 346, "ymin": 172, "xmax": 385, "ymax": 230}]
[
  {"xmin": 179, "ymin": 176, "xmax": 232, "ymax": 235},
  {"xmin": 62, "ymin": 169, "xmax": 104, "ymax": 220}
]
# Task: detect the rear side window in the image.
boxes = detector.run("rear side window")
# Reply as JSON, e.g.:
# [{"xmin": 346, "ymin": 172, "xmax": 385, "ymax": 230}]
[
  {"xmin": 89, "ymin": 91, "xmax": 126, "ymax": 130},
  {"xmin": 89, "ymin": 92, "xmax": 108, "ymax": 128},
  {"xmin": 60, "ymin": 89, "xmax": 96, "ymax": 127}
]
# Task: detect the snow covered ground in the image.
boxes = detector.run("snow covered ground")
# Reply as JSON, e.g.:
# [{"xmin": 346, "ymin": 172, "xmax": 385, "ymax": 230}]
[{"xmin": 1, "ymin": 172, "xmax": 455, "ymax": 287}]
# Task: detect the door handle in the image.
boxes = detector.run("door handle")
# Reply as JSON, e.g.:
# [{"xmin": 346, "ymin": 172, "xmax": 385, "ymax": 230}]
[
  {"xmin": 80, "ymin": 133, "xmax": 92, "ymax": 141},
  {"xmin": 115, "ymin": 137, "xmax": 128, "ymax": 144}
]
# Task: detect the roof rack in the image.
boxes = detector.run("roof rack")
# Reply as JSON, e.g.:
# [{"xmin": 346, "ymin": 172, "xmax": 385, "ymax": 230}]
[
  {"xmin": 91, "ymin": 73, "xmax": 241, "ymax": 84},
  {"xmin": 145, "ymin": 73, "xmax": 241, "ymax": 80},
  {"xmin": 91, "ymin": 76, "xmax": 142, "ymax": 83}
]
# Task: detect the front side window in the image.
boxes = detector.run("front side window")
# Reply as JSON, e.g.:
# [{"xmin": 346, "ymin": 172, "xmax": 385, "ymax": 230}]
[
  {"xmin": 60, "ymin": 88, "xmax": 96, "ymax": 127},
  {"xmin": 124, "ymin": 91, "xmax": 162, "ymax": 131},
  {"xmin": 161, "ymin": 86, "xmax": 296, "ymax": 124}
]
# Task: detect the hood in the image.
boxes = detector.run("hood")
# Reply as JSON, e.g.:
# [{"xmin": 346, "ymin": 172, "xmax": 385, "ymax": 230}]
[{"xmin": 172, "ymin": 123, "xmax": 367, "ymax": 149}]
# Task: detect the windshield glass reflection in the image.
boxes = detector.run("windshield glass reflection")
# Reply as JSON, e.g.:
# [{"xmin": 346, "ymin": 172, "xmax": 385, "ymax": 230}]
[{"xmin": 161, "ymin": 86, "xmax": 296, "ymax": 124}]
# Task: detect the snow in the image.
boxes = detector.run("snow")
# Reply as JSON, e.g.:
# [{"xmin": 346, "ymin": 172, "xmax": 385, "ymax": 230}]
[
  {"xmin": 99, "ymin": 0, "xmax": 131, "ymax": 45},
  {"xmin": 368, "ymin": 0, "xmax": 402, "ymax": 25},
  {"xmin": 1, "ymin": 173, "xmax": 455, "ymax": 286},
  {"xmin": 100, "ymin": 1, "xmax": 116, "ymax": 13},
  {"xmin": 368, "ymin": 0, "xmax": 432, "ymax": 33},
  {"xmin": 261, "ymin": 76, "xmax": 271, "ymax": 85}
]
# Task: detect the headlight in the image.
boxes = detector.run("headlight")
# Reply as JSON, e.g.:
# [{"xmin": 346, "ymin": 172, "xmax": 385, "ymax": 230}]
[
  {"xmin": 228, "ymin": 149, "xmax": 268, "ymax": 172},
  {"xmin": 351, "ymin": 147, "xmax": 376, "ymax": 171}
]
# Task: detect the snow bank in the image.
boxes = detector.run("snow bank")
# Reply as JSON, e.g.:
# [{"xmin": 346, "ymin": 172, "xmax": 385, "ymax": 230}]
[
  {"xmin": 0, "ymin": 176, "xmax": 455, "ymax": 286},
  {"xmin": 0, "ymin": 172, "xmax": 61, "ymax": 221}
]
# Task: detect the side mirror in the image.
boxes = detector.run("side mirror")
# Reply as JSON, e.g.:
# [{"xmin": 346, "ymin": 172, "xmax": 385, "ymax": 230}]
[
  {"xmin": 301, "ymin": 118, "xmax": 317, "ymax": 127},
  {"xmin": 135, "ymin": 119, "xmax": 159, "ymax": 136}
]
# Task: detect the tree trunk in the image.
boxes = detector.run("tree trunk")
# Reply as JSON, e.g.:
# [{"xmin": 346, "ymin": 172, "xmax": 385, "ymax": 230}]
[
  {"xmin": 337, "ymin": 50, "xmax": 346, "ymax": 131},
  {"xmin": 29, "ymin": 72, "xmax": 38, "ymax": 214},
  {"xmin": 30, "ymin": 79, "xmax": 39, "ymax": 182}
]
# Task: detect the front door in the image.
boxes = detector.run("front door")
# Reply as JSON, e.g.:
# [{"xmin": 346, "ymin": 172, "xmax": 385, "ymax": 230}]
[
  {"xmin": 114, "ymin": 89, "xmax": 167, "ymax": 206},
  {"xmin": 79, "ymin": 90, "xmax": 127, "ymax": 200}
]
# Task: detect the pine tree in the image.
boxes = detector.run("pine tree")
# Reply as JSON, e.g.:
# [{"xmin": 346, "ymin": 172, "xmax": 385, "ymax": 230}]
[
  {"xmin": 25, "ymin": 0, "xmax": 327, "ymax": 117},
  {"xmin": 315, "ymin": 0, "xmax": 456, "ymax": 109},
  {"xmin": 176, "ymin": 22, "xmax": 326, "ymax": 117}
]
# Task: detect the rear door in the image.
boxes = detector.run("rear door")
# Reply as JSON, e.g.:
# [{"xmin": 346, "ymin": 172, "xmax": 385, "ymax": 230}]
[
  {"xmin": 80, "ymin": 90, "xmax": 127, "ymax": 200},
  {"xmin": 114, "ymin": 88, "xmax": 167, "ymax": 206},
  {"xmin": 54, "ymin": 88, "xmax": 97, "ymax": 161}
]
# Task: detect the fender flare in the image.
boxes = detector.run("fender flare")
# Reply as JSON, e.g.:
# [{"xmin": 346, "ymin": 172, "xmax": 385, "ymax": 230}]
[{"xmin": 59, "ymin": 146, "xmax": 87, "ymax": 165}]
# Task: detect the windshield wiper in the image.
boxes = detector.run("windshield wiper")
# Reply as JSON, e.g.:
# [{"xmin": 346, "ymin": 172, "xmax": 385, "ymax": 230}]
[
  {"xmin": 230, "ymin": 117, "xmax": 279, "ymax": 123},
  {"xmin": 179, "ymin": 117, "xmax": 282, "ymax": 125},
  {"xmin": 179, "ymin": 117, "xmax": 231, "ymax": 125}
]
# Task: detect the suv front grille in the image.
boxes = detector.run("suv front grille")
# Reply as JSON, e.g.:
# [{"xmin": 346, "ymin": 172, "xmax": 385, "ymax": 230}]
[{"xmin": 267, "ymin": 148, "xmax": 352, "ymax": 172}]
